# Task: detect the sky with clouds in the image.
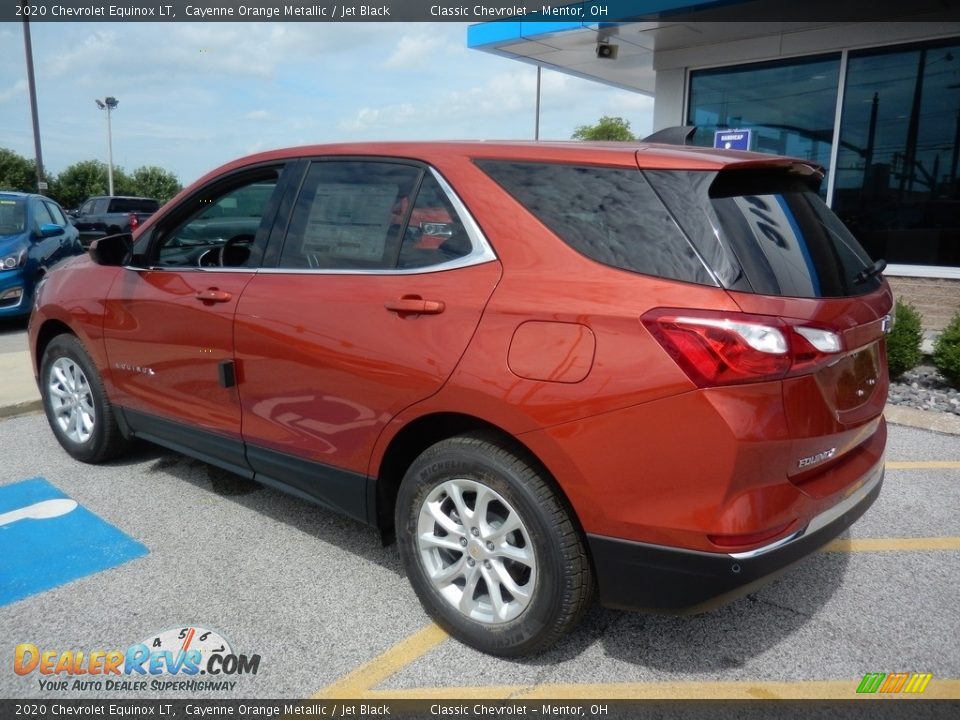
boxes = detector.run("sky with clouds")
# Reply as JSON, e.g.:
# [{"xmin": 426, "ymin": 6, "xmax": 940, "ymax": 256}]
[{"xmin": 0, "ymin": 22, "xmax": 654, "ymax": 186}]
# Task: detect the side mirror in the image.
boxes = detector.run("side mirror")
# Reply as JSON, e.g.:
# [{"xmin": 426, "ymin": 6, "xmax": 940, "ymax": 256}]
[
  {"xmin": 89, "ymin": 233, "xmax": 133, "ymax": 267},
  {"xmin": 37, "ymin": 223, "xmax": 65, "ymax": 239}
]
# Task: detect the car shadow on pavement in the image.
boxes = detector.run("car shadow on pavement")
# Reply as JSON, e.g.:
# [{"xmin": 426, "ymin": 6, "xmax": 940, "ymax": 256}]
[
  {"xmin": 129, "ymin": 448, "xmax": 404, "ymax": 576},
  {"xmin": 505, "ymin": 545, "xmax": 851, "ymax": 668},
  {"xmin": 0, "ymin": 317, "xmax": 29, "ymax": 333},
  {"xmin": 103, "ymin": 445, "xmax": 852, "ymax": 668}
]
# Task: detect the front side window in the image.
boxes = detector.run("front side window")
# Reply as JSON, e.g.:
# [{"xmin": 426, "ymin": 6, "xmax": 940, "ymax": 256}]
[
  {"xmin": 153, "ymin": 170, "xmax": 280, "ymax": 269},
  {"xmin": 280, "ymin": 161, "xmax": 472, "ymax": 271},
  {"xmin": 31, "ymin": 199, "xmax": 55, "ymax": 230},
  {"xmin": 44, "ymin": 202, "xmax": 68, "ymax": 226}
]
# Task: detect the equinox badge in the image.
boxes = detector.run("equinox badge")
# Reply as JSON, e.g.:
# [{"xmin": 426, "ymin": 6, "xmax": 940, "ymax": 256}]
[{"xmin": 798, "ymin": 448, "xmax": 838, "ymax": 469}]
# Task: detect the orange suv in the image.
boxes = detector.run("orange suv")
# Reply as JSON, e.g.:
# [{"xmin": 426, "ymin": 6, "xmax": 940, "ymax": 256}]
[{"xmin": 29, "ymin": 141, "xmax": 892, "ymax": 656}]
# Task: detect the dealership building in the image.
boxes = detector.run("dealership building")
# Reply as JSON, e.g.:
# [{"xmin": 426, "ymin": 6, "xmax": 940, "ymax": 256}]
[{"xmin": 469, "ymin": 2, "xmax": 960, "ymax": 329}]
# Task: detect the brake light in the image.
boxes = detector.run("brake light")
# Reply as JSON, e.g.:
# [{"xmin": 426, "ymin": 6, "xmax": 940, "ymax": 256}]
[
  {"xmin": 642, "ymin": 309, "xmax": 843, "ymax": 387},
  {"xmin": 129, "ymin": 213, "xmax": 139, "ymax": 231}
]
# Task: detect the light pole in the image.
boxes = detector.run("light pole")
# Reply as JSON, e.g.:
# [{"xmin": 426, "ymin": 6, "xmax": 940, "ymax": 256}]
[
  {"xmin": 95, "ymin": 96, "xmax": 118, "ymax": 195},
  {"xmin": 21, "ymin": 4, "xmax": 46, "ymax": 194}
]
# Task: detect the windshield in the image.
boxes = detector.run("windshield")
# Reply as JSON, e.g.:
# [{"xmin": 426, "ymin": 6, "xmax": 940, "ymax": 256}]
[{"xmin": 0, "ymin": 198, "xmax": 26, "ymax": 235}]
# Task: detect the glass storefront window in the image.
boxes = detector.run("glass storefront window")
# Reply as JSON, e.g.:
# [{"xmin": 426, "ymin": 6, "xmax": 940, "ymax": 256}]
[
  {"xmin": 687, "ymin": 55, "xmax": 842, "ymax": 195},
  {"xmin": 833, "ymin": 41, "xmax": 960, "ymax": 268}
]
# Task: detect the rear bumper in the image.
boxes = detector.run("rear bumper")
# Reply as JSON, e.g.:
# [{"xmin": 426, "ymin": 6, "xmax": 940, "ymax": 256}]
[{"xmin": 588, "ymin": 459, "xmax": 883, "ymax": 613}]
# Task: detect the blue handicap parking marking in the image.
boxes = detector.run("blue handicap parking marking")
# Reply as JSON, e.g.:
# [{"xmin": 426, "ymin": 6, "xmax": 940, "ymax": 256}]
[{"xmin": 0, "ymin": 477, "xmax": 148, "ymax": 606}]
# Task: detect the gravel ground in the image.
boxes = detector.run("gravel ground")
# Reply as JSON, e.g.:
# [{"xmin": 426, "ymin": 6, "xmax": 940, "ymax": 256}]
[{"xmin": 888, "ymin": 365, "xmax": 960, "ymax": 416}]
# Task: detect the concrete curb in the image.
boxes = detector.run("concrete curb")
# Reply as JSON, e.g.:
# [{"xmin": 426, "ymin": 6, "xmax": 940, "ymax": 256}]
[
  {"xmin": 883, "ymin": 404, "xmax": 960, "ymax": 436},
  {"xmin": 0, "ymin": 399, "xmax": 42, "ymax": 419}
]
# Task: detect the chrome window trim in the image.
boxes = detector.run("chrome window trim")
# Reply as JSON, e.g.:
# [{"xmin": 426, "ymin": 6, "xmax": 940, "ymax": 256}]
[
  {"xmin": 727, "ymin": 458, "xmax": 884, "ymax": 560},
  {"xmin": 122, "ymin": 265, "xmax": 258, "ymax": 274}
]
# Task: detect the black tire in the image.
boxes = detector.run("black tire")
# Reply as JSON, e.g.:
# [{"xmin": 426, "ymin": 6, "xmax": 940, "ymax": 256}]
[
  {"xmin": 395, "ymin": 433, "xmax": 593, "ymax": 657},
  {"xmin": 40, "ymin": 334, "xmax": 129, "ymax": 463}
]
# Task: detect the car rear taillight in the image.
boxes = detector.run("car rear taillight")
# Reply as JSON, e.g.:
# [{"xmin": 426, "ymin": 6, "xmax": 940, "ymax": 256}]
[
  {"xmin": 642, "ymin": 309, "xmax": 843, "ymax": 387},
  {"xmin": 129, "ymin": 213, "xmax": 139, "ymax": 231}
]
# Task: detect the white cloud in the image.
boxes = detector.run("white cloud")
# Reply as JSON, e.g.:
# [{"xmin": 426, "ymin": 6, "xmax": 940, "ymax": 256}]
[
  {"xmin": 384, "ymin": 33, "xmax": 450, "ymax": 69},
  {"xmin": 0, "ymin": 79, "xmax": 27, "ymax": 103},
  {"xmin": 1, "ymin": 21, "xmax": 653, "ymax": 181}
]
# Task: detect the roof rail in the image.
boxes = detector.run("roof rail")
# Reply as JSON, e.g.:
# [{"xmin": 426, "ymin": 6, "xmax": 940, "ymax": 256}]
[{"xmin": 642, "ymin": 126, "xmax": 696, "ymax": 146}]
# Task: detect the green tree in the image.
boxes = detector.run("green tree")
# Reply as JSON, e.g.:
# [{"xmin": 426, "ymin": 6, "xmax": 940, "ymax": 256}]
[
  {"xmin": 571, "ymin": 115, "xmax": 636, "ymax": 142},
  {"xmin": 0, "ymin": 148, "xmax": 36, "ymax": 192},
  {"xmin": 128, "ymin": 166, "xmax": 182, "ymax": 203},
  {"xmin": 48, "ymin": 160, "xmax": 131, "ymax": 210}
]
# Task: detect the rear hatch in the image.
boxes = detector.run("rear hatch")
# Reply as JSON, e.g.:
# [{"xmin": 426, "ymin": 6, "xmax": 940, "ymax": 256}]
[{"xmin": 642, "ymin": 161, "xmax": 893, "ymax": 492}]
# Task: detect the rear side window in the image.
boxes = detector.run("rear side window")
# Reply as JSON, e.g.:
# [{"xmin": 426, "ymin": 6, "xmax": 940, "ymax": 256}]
[
  {"xmin": 475, "ymin": 161, "xmax": 715, "ymax": 286},
  {"xmin": 109, "ymin": 198, "xmax": 159, "ymax": 213},
  {"xmin": 646, "ymin": 169, "xmax": 882, "ymax": 298}
]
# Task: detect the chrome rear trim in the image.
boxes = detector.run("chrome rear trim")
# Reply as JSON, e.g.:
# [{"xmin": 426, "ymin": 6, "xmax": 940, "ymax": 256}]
[{"xmin": 728, "ymin": 458, "xmax": 884, "ymax": 560}]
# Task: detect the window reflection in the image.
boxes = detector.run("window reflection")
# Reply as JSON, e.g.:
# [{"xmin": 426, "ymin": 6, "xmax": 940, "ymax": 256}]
[
  {"xmin": 833, "ymin": 41, "xmax": 960, "ymax": 268},
  {"xmin": 687, "ymin": 55, "xmax": 842, "ymax": 195}
]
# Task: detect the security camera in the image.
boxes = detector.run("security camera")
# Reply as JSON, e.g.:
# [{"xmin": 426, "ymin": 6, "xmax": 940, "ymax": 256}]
[{"xmin": 596, "ymin": 41, "xmax": 619, "ymax": 60}]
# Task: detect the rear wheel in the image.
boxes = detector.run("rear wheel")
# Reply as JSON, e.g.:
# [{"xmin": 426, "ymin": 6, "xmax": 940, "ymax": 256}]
[
  {"xmin": 395, "ymin": 434, "xmax": 593, "ymax": 656},
  {"xmin": 40, "ymin": 334, "xmax": 128, "ymax": 463}
]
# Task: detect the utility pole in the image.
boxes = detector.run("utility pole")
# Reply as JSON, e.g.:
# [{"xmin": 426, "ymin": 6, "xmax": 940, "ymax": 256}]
[
  {"xmin": 21, "ymin": 3, "xmax": 46, "ymax": 194},
  {"xmin": 534, "ymin": 66, "xmax": 541, "ymax": 141}
]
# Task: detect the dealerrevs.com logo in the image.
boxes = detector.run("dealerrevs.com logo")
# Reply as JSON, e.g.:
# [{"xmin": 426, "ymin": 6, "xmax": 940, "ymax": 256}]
[{"xmin": 14, "ymin": 626, "xmax": 260, "ymax": 692}]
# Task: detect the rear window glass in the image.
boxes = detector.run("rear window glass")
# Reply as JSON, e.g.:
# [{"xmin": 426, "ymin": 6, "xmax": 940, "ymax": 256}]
[
  {"xmin": 646, "ymin": 169, "xmax": 882, "ymax": 298},
  {"xmin": 475, "ymin": 160, "xmax": 716, "ymax": 286},
  {"xmin": 109, "ymin": 198, "xmax": 159, "ymax": 213}
]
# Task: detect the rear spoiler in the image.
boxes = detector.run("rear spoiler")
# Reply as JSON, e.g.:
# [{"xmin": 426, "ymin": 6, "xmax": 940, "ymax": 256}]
[{"xmin": 642, "ymin": 126, "xmax": 696, "ymax": 146}]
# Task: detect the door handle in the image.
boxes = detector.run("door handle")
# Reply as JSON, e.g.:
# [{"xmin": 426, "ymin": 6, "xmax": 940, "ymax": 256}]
[
  {"xmin": 195, "ymin": 288, "xmax": 233, "ymax": 303},
  {"xmin": 385, "ymin": 296, "xmax": 445, "ymax": 316}
]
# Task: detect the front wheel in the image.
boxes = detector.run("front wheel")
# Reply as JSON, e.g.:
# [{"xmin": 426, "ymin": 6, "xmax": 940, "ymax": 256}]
[
  {"xmin": 395, "ymin": 434, "xmax": 593, "ymax": 657},
  {"xmin": 40, "ymin": 334, "xmax": 128, "ymax": 463}
]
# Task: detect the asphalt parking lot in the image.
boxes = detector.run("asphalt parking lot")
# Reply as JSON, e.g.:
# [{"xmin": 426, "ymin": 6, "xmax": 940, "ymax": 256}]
[{"xmin": 1, "ymin": 398, "xmax": 958, "ymax": 706}]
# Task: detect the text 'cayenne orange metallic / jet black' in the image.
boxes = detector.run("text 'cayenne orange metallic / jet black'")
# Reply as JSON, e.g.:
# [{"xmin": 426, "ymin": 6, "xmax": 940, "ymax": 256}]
[{"xmin": 29, "ymin": 141, "xmax": 892, "ymax": 656}]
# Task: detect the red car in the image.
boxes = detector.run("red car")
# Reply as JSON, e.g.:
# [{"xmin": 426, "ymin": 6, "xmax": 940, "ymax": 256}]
[{"xmin": 29, "ymin": 141, "xmax": 891, "ymax": 656}]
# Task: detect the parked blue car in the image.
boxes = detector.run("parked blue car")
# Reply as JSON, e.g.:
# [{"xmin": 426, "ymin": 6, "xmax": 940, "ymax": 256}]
[{"xmin": 0, "ymin": 192, "xmax": 84, "ymax": 318}]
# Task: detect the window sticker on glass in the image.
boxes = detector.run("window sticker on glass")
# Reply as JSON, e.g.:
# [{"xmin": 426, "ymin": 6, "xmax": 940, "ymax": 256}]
[{"xmin": 300, "ymin": 183, "xmax": 398, "ymax": 261}]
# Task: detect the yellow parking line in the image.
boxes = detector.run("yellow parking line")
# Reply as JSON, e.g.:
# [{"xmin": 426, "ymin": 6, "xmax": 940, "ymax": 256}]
[
  {"xmin": 823, "ymin": 537, "xmax": 960, "ymax": 552},
  {"xmin": 886, "ymin": 461, "xmax": 960, "ymax": 469},
  {"xmin": 357, "ymin": 678, "xmax": 960, "ymax": 700},
  {"xmin": 315, "ymin": 624, "xmax": 448, "ymax": 698}
]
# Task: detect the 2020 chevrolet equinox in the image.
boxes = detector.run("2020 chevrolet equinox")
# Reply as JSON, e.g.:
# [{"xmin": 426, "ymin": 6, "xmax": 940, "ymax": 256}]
[{"xmin": 30, "ymin": 141, "xmax": 892, "ymax": 656}]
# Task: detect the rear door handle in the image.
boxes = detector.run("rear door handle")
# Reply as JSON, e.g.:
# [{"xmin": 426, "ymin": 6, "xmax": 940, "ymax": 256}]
[
  {"xmin": 385, "ymin": 296, "xmax": 445, "ymax": 316},
  {"xmin": 196, "ymin": 288, "xmax": 233, "ymax": 303}
]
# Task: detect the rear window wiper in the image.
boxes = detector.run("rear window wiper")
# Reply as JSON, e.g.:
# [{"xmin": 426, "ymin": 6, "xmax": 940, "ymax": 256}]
[{"xmin": 854, "ymin": 258, "xmax": 886, "ymax": 285}]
